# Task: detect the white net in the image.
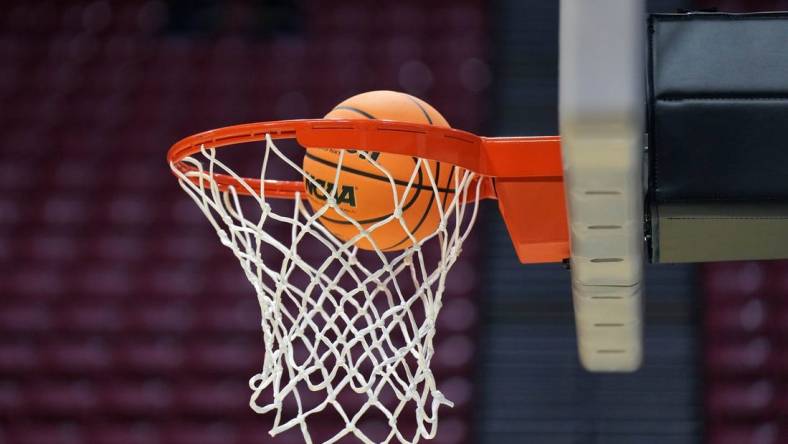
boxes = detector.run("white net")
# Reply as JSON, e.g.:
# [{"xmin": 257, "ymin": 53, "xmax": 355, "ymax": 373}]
[{"xmin": 170, "ymin": 134, "xmax": 481, "ymax": 444}]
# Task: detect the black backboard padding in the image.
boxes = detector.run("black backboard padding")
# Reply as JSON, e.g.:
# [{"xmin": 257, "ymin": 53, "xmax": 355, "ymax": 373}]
[{"xmin": 648, "ymin": 13, "xmax": 788, "ymax": 203}]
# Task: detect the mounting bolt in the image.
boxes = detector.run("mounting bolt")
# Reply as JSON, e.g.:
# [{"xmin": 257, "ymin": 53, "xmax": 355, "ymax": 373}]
[{"xmin": 562, "ymin": 258, "xmax": 571, "ymax": 270}]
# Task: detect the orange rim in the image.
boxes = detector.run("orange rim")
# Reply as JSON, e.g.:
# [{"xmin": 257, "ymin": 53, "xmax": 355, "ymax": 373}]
[
  {"xmin": 168, "ymin": 119, "xmax": 560, "ymax": 196},
  {"xmin": 167, "ymin": 118, "xmax": 569, "ymax": 263}
]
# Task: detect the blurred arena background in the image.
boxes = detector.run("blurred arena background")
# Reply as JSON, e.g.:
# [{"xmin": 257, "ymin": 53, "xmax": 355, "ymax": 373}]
[{"xmin": 1, "ymin": 1, "xmax": 787, "ymax": 443}]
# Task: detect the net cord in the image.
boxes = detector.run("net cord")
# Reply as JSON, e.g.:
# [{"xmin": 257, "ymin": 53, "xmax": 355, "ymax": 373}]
[{"xmin": 170, "ymin": 134, "xmax": 481, "ymax": 444}]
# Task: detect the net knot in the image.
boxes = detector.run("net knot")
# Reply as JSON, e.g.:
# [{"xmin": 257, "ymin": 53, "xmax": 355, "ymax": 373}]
[
  {"xmin": 419, "ymin": 319, "xmax": 435, "ymax": 337},
  {"xmin": 217, "ymin": 230, "xmax": 232, "ymax": 248},
  {"xmin": 432, "ymin": 390, "xmax": 454, "ymax": 408}
]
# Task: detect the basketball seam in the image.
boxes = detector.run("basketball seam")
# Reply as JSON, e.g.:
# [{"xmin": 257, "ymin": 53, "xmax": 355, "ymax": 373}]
[
  {"xmin": 332, "ymin": 106, "xmax": 377, "ymax": 119},
  {"xmin": 308, "ymin": 155, "xmax": 425, "ymax": 226},
  {"xmin": 313, "ymin": 94, "xmax": 452, "ymax": 251},
  {"xmin": 385, "ymin": 97, "xmax": 448, "ymax": 250},
  {"xmin": 304, "ymin": 152, "xmax": 455, "ymax": 193},
  {"xmin": 405, "ymin": 96, "xmax": 434, "ymax": 124},
  {"xmin": 389, "ymin": 164, "xmax": 457, "ymax": 251},
  {"xmin": 386, "ymin": 161, "xmax": 440, "ymax": 250},
  {"xmin": 312, "ymin": 101, "xmax": 434, "ymax": 231},
  {"xmin": 441, "ymin": 166, "xmax": 457, "ymax": 210}
]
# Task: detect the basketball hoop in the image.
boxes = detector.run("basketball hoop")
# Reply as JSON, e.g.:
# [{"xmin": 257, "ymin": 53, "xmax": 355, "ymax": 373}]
[{"xmin": 167, "ymin": 118, "xmax": 567, "ymax": 443}]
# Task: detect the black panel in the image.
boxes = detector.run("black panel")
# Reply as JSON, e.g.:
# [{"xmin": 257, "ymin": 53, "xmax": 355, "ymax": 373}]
[
  {"xmin": 654, "ymin": 100, "xmax": 788, "ymax": 201},
  {"xmin": 651, "ymin": 14, "xmax": 788, "ymax": 96},
  {"xmin": 648, "ymin": 12, "xmax": 788, "ymax": 203}
]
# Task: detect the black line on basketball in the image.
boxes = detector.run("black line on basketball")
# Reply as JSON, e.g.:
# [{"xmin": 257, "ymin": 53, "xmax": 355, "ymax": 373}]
[
  {"xmin": 441, "ymin": 165, "xmax": 457, "ymax": 209},
  {"xmin": 308, "ymin": 156, "xmax": 424, "ymax": 225},
  {"xmin": 385, "ymin": 99, "xmax": 441, "ymax": 250},
  {"xmin": 315, "ymin": 96, "xmax": 451, "ymax": 250},
  {"xmin": 385, "ymin": 161, "xmax": 440, "ymax": 251},
  {"xmin": 406, "ymin": 96, "xmax": 433, "ymax": 124},
  {"xmin": 333, "ymin": 106, "xmax": 377, "ymax": 119},
  {"xmin": 304, "ymin": 152, "xmax": 455, "ymax": 193}
]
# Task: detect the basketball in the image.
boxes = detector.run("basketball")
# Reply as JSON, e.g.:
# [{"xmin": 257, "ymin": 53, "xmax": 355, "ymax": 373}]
[{"xmin": 302, "ymin": 90, "xmax": 457, "ymax": 252}]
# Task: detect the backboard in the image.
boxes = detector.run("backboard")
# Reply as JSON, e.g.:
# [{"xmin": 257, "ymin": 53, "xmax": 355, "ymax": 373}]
[{"xmin": 559, "ymin": 0, "xmax": 646, "ymax": 371}]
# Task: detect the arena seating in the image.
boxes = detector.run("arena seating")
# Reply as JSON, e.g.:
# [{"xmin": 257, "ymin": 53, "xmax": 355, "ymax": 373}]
[
  {"xmin": 703, "ymin": 261, "xmax": 788, "ymax": 443},
  {"xmin": 0, "ymin": 1, "xmax": 486, "ymax": 442}
]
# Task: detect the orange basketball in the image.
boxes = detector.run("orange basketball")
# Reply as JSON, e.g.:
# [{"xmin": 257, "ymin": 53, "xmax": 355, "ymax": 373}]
[{"xmin": 302, "ymin": 90, "xmax": 458, "ymax": 252}]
